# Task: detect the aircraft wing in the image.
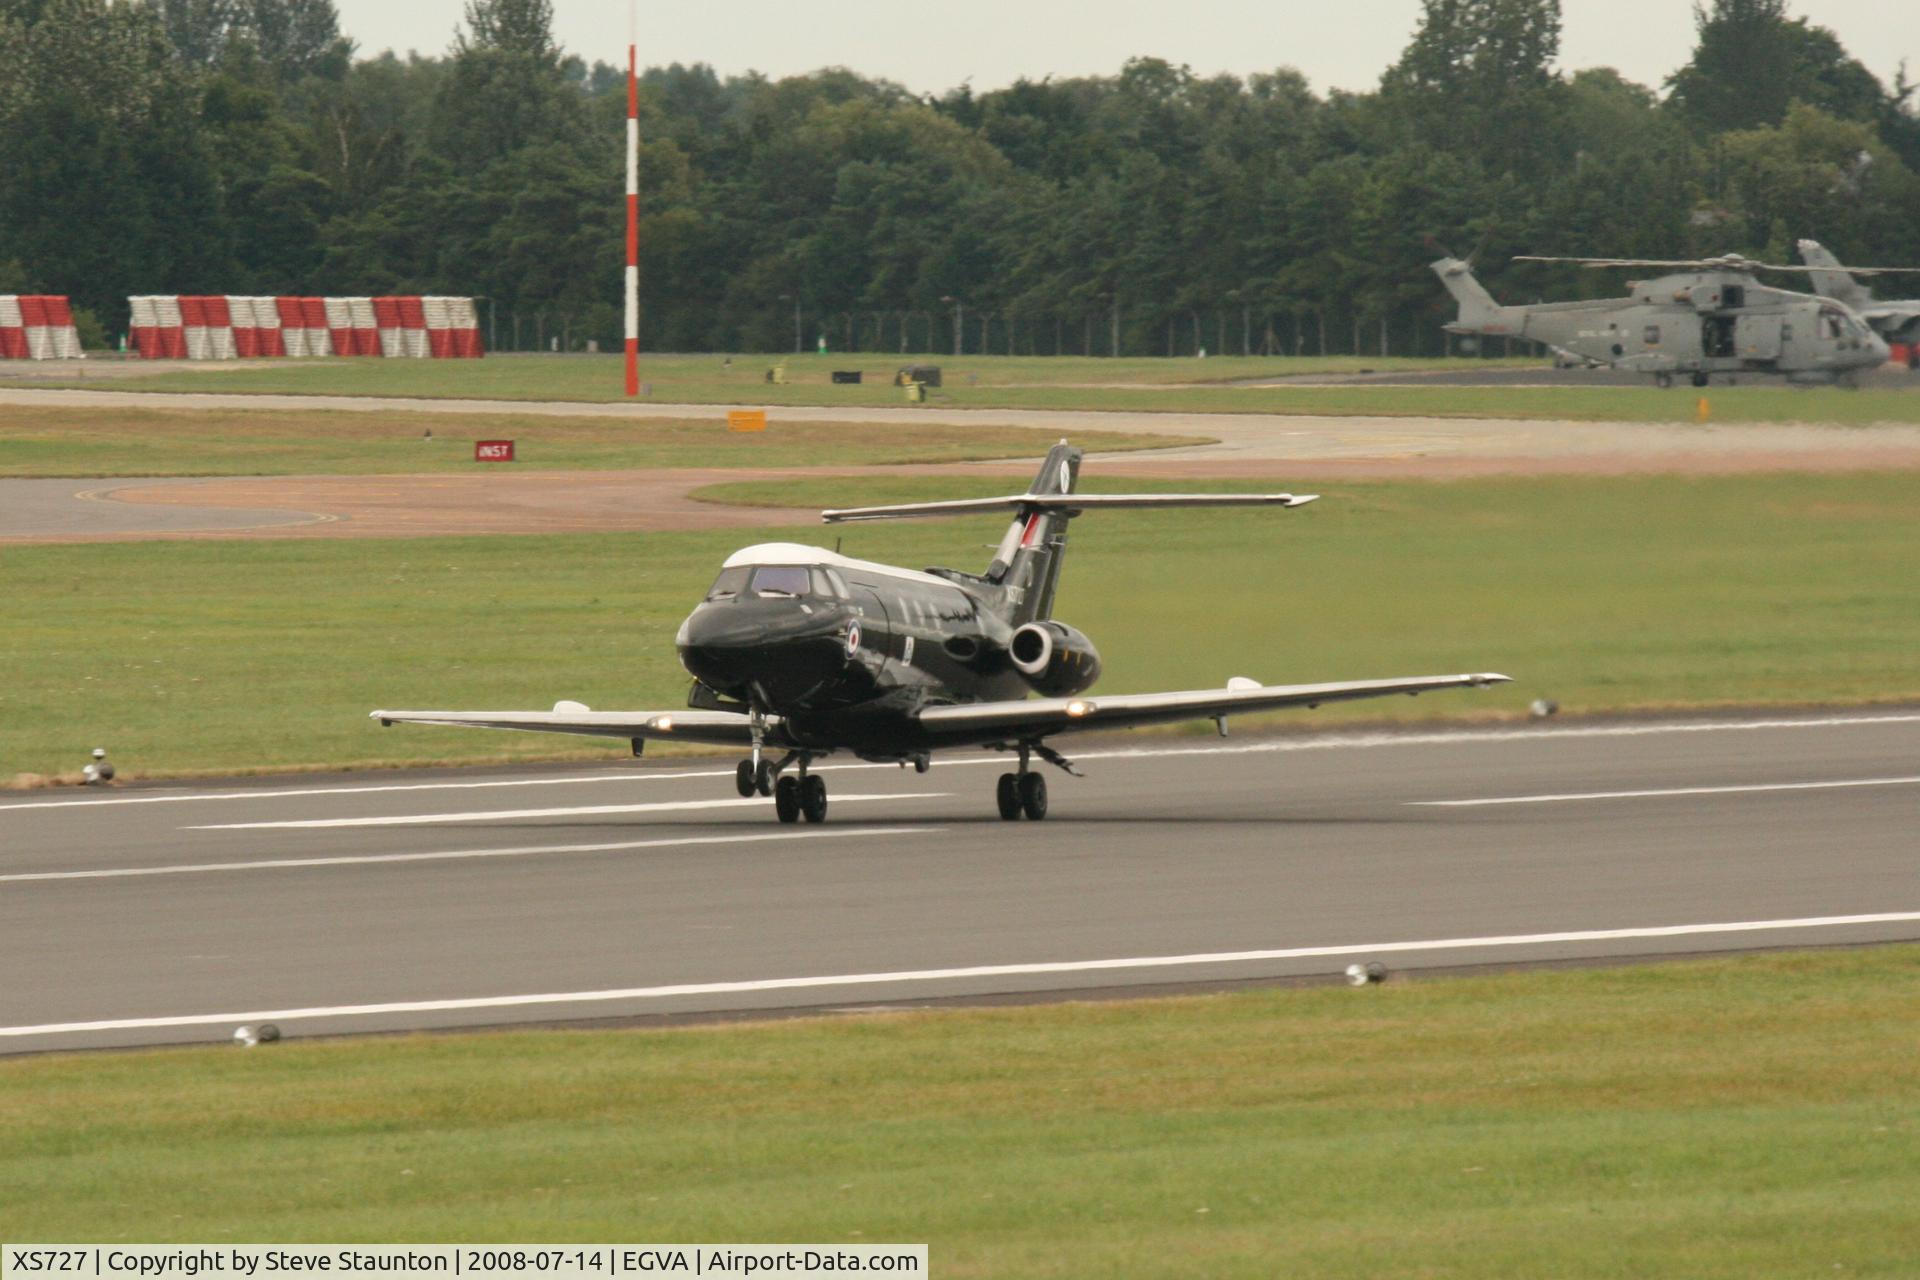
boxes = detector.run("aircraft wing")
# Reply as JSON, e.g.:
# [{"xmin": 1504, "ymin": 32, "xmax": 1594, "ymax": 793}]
[
  {"xmin": 914, "ymin": 673, "xmax": 1511, "ymax": 744},
  {"xmin": 370, "ymin": 707, "xmax": 759, "ymax": 746}
]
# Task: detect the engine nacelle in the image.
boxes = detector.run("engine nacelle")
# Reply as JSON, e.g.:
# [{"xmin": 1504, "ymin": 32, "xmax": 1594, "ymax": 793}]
[{"xmin": 1009, "ymin": 620, "xmax": 1102, "ymax": 696}]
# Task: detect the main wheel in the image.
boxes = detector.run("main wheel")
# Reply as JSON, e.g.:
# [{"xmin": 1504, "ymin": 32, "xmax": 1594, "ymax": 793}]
[
  {"xmin": 995, "ymin": 773, "xmax": 1022, "ymax": 820},
  {"xmin": 774, "ymin": 775, "xmax": 800, "ymax": 823},
  {"xmin": 735, "ymin": 760, "xmax": 756, "ymax": 797},
  {"xmin": 1018, "ymin": 771, "xmax": 1048, "ymax": 821},
  {"xmin": 755, "ymin": 761, "xmax": 775, "ymax": 796},
  {"xmin": 1691, "ymin": 371, "xmax": 1710, "ymax": 388},
  {"xmin": 800, "ymin": 774, "xmax": 828, "ymax": 824},
  {"xmin": 1654, "ymin": 372, "xmax": 1673, "ymax": 389}
]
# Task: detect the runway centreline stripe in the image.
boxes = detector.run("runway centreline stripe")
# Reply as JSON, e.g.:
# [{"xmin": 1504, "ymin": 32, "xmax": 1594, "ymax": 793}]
[
  {"xmin": 1414, "ymin": 775, "xmax": 1920, "ymax": 807},
  {"xmin": 10, "ymin": 712, "xmax": 1919, "ymax": 813},
  {"xmin": 9, "ymin": 911, "xmax": 1920, "ymax": 1039},
  {"xmin": 188, "ymin": 793, "xmax": 948, "ymax": 830},
  {"xmin": 0, "ymin": 827, "xmax": 943, "ymax": 884}
]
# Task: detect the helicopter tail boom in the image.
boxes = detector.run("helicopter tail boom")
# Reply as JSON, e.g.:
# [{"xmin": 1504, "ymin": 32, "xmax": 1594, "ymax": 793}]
[{"xmin": 1431, "ymin": 257, "xmax": 1515, "ymax": 335}]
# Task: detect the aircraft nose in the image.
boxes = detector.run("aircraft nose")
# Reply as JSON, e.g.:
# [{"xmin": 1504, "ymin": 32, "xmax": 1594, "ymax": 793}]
[{"xmin": 676, "ymin": 603, "xmax": 848, "ymax": 700}]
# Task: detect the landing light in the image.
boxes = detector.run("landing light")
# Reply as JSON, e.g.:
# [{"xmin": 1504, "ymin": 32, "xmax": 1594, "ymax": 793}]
[
  {"xmin": 652, "ymin": 715, "xmax": 675, "ymax": 731},
  {"xmin": 1065, "ymin": 699, "xmax": 1094, "ymax": 718}
]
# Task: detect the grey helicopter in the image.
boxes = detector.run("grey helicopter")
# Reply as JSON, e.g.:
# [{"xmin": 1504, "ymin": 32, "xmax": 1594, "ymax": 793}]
[
  {"xmin": 1433, "ymin": 252, "xmax": 1893, "ymax": 387},
  {"xmin": 374, "ymin": 443, "xmax": 1507, "ymax": 824},
  {"xmin": 1798, "ymin": 238, "xmax": 1920, "ymax": 365}
]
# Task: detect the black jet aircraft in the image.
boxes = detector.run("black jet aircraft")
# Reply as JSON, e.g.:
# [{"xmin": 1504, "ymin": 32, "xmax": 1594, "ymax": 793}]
[{"xmin": 374, "ymin": 444, "xmax": 1509, "ymax": 822}]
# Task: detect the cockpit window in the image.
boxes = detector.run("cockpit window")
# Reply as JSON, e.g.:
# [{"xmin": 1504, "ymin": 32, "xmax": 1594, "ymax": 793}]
[
  {"xmin": 705, "ymin": 567, "xmax": 750, "ymax": 601},
  {"xmin": 1823, "ymin": 310, "xmax": 1845, "ymax": 340},
  {"xmin": 751, "ymin": 566, "xmax": 812, "ymax": 598}
]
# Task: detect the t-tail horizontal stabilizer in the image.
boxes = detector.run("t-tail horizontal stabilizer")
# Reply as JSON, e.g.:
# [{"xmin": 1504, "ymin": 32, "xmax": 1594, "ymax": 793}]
[{"xmin": 822, "ymin": 492, "xmax": 1318, "ymax": 523}]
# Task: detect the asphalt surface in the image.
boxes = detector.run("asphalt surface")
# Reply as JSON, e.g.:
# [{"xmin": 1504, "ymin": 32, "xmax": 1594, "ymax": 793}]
[
  {"xmin": 4, "ymin": 710, "xmax": 1917, "ymax": 1055},
  {"xmin": 0, "ymin": 477, "xmax": 328, "ymax": 539}
]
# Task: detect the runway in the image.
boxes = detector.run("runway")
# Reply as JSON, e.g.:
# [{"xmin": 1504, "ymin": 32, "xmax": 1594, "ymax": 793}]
[{"xmin": 3, "ymin": 710, "xmax": 1917, "ymax": 1055}]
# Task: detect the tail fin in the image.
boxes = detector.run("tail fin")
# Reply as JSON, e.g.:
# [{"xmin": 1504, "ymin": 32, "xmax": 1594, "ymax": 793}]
[
  {"xmin": 1431, "ymin": 257, "xmax": 1513, "ymax": 334},
  {"xmin": 818, "ymin": 441, "xmax": 1316, "ymax": 627},
  {"xmin": 985, "ymin": 442, "xmax": 1080, "ymax": 624},
  {"xmin": 1798, "ymin": 239, "xmax": 1872, "ymax": 309}
]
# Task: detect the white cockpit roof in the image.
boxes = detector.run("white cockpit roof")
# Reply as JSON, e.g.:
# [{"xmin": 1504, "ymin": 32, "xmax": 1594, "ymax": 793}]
[{"xmin": 722, "ymin": 542, "xmax": 959, "ymax": 590}]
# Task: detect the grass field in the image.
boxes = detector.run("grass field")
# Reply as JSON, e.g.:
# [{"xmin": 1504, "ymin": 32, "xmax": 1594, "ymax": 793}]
[
  {"xmin": 15, "ymin": 352, "xmax": 1920, "ymax": 423},
  {"xmin": 4, "ymin": 471, "xmax": 1916, "ymax": 782},
  {"xmin": 0, "ymin": 406, "xmax": 1186, "ymax": 478},
  {"xmin": 5, "ymin": 946, "xmax": 1919, "ymax": 1275}
]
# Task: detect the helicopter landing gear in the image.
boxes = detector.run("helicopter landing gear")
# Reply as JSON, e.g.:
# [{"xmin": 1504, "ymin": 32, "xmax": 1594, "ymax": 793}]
[
  {"xmin": 1691, "ymin": 371, "xmax": 1710, "ymax": 388},
  {"xmin": 1654, "ymin": 372, "xmax": 1673, "ymax": 389}
]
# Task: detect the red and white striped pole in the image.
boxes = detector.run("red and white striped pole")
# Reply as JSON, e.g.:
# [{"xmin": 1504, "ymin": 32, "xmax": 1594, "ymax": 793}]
[{"xmin": 623, "ymin": 2, "xmax": 640, "ymax": 396}]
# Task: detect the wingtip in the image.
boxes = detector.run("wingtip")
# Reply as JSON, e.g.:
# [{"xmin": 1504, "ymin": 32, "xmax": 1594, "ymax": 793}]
[{"xmin": 1476, "ymin": 673, "xmax": 1513, "ymax": 685}]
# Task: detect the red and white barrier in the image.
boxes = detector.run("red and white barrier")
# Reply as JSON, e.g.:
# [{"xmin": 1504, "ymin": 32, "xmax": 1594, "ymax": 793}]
[
  {"xmin": 0, "ymin": 295, "xmax": 26, "ymax": 359},
  {"xmin": 123, "ymin": 295, "xmax": 483, "ymax": 359},
  {"xmin": 1, "ymin": 295, "xmax": 82, "ymax": 359},
  {"xmin": 424, "ymin": 296, "xmax": 485, "ymax": 357}
]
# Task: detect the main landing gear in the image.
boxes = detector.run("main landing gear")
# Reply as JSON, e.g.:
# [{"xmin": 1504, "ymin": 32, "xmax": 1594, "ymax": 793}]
[
  {"xmin": 995, "ymin": 743, "xmax": 1055, "ymax": 821},
  {"xmin": 737, "ymin": 750, "xmax": 827, "ymax": 824}
]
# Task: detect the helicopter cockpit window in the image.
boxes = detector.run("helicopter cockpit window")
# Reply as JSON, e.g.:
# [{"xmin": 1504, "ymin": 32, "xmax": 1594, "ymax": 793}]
[
  {"xmin": 704, "ymin": 567, "xmax": 751, "ymax": 601},
  {"xmin": 1643, "ymin": 325, "xmax": 1661, "ymax": 345},
  {"xmin": 1823, "ymin": 311, "xmax": 1845, "ymax": 340},
  {"xmin": 750, "ymin": 566, "xmax": 812, "ymax": 598}
]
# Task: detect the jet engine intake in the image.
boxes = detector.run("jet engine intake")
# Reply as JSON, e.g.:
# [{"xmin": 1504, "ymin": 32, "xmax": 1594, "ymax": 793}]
[{"xmin": 1009, "ymin": 621, "xmax": 1102, "ymax": 696}]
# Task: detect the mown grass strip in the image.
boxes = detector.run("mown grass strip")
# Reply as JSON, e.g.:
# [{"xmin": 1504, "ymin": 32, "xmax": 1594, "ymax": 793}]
[
  {"xmin": 12, "ymin": 352, "xmax": 1916, "ymax": 422},
  {"xmin": 3, "ymin": 471, "xmax": 1917, "ymax": 781},
  {"xmin": 3, "ymin": 945, "xmax": 1919, "ymax": 1276},
  {"xmin": 0, "ymin": 407, "xmax": 1182, "ymax": 478}
]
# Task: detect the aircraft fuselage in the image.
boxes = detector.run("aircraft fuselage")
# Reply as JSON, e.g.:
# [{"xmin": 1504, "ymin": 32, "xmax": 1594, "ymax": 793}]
[{"xmin": 675, "ymin": 542, "xmax": 1035, "ymax": 758}]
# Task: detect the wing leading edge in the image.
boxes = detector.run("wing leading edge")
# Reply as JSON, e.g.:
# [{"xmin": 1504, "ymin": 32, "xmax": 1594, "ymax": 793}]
[
  {"xmin": 370, "ymin": 707, "xmax": 759, "ymax": 747},
  {"xmin": 915, "ymin": 673, "xmax": 1511, "ymax": 744}
]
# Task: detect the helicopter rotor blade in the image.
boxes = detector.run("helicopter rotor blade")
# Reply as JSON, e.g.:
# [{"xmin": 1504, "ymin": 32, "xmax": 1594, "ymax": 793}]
[{"xmin": 1515, "ymin": 254, "xmax": 1920, "ymax": 276}]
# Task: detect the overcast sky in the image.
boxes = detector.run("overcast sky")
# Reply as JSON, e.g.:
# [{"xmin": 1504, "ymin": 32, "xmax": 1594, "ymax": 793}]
[{"xmin": 333, "ymin": 1, "xmax": 1920, "ymax": 98}]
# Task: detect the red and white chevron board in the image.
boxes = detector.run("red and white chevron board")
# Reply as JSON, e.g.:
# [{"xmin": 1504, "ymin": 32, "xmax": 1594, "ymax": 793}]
[
  {"xmin": 1, "ymin": 295, "xmax": 82, "ymax": 359},
  {"xmin": 126, "ymin": 295, "xmax": 482, "ymax": 359}
]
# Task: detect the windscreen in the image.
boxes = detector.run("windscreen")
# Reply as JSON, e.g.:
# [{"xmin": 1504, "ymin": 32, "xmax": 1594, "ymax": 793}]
[
  {"xmin": 750, "ymin": 566, "xmax": 812, "ymax": 597},
  {"xmin": 705, "ymin": 567, "xmax": 750, "ymax": 600}
]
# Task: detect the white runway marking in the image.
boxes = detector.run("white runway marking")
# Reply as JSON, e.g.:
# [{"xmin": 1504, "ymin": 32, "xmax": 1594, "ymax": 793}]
[
  {"xmin": 1416, "ymin": 775, "xmax": 1920, "ymax": 807},
  {"xmin": 5, "ymin": 711, "xmax": 1916, "ymax": 814},
  {"xmin": 189, "ymin": 792, "xmax": 948, "ymax": 830},
  {"xmin": 8, "ymin": 910, "xmax": 1919, "ymax": 1039},
  {"xmin": 0, "ymin": 827, "xmax": 941, "ymax": 884}
]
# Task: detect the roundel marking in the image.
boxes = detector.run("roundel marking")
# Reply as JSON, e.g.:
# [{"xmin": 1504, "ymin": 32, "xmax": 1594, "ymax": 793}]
[{"xmin": 845, "ymin": 621, "xmax": 862, "ymax": 657}]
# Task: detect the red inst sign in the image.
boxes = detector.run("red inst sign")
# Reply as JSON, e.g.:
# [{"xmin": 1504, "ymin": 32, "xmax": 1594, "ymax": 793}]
[{"xmin": 475, "ymin": 440, "xmax": 515, "ymax": 462}]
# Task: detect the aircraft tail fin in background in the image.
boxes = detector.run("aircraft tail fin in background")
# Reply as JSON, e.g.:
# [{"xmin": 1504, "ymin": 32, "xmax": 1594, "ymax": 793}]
[
  {"xmin": 1797, "ymin": 239, "xmax": 1873, "ymax": 309},
  {"xmin": 1431, "ymin": 257, "xmax": 1515, "ymax": 335}
]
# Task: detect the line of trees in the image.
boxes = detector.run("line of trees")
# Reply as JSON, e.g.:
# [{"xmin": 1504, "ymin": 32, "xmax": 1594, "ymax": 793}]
[{"xmin": 3, "ymin": 0, "xmax": 1919, "ymax": 355}]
